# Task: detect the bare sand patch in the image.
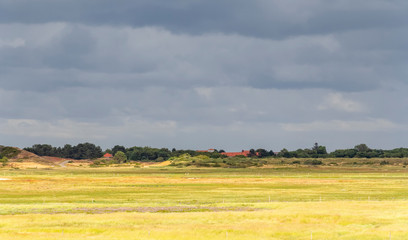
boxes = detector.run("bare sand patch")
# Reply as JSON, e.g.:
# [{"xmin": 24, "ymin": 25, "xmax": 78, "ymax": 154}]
[
  {"xmin": 8, "ymin": 162, "xmax": 53, "ymax": 169},
  {"xmin": 142, "ymin": 161, "xmax": 171, "ymax": 168}
]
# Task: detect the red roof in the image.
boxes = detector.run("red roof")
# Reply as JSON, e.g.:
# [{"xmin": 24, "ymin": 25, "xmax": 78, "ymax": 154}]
[
  {"xmin": 221, "ymin": 150, "xmax": 251, "ymax": 157},
  {"xmin": 104, "ymin": 153, "xmax": 113, "ymax": 158}
]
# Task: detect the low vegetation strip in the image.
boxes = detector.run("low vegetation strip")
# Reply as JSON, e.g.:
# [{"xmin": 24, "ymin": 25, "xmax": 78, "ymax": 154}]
[
  {"xmin": 22, "ymin": 143, "xmax": 408, "ymax": 163},
  {"xmin": 5, "ymin": 206, "xmax": 260, "ymax": 215}
]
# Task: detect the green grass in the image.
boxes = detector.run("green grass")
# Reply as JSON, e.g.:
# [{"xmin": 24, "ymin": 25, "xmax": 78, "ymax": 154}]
[{"xmin": 0, "ymin": 166, "xmax": 408, "ymax": 239}]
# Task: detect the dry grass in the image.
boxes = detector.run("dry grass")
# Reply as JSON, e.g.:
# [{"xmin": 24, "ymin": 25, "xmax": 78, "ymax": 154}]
[
  {"xmin": 7, "ymin": 162, "xmax": 53, "ymax": 169},
  {"xmin": 0, "ymin": 166, "xmax": 407, "ymax": 239}
]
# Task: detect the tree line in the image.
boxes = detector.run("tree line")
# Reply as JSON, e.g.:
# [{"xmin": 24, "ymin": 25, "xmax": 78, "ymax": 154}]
[
  {"xmin": 108, "ymin": 146, "xmax": 225, "ymax": 162},
  {"xmin": 23, "ymin": 143, "xmax": 225, "ymax": 161},
  {"xmin": 23, "ymin": 143, "xmax": 408, "ymax": 161},
  {"xmin": 277, "ymin": 143, "xmax": 408, "ymax": 158},
  {"xmin": 24, "ymin": 143, "xmax": 103, "ymax": 160}
]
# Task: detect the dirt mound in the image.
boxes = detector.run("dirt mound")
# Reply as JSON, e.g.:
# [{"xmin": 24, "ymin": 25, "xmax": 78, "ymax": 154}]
[
  {"xmin": 15, "ymin": 148, "xmax": 41, "ymax": 159},
  {"xmin": 0, "ymin": 146, "xmax": 58, "ymax": 168}
]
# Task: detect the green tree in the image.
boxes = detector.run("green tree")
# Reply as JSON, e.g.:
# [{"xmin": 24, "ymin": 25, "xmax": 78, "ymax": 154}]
[
  {"xmin": 278, "ymin": 148, "xmax": 291, "ymax": 158},
  {"xmin": 248, "ymin": 149, "xmax": 256, "ymax": 157},
  {"xmin": 112, "ymin": 145, "xmax": 126, "ymax": 155},
  {"xmin": 354, "ymin": 144, "xmax": 369, "ymax": 152},
  {"xmin": 113, "ymin": 151, "xmax": 127, "ymax": 163},
  {"xmin": 256, "ymin": 149, "xmax": 268, "ymax": 158}
]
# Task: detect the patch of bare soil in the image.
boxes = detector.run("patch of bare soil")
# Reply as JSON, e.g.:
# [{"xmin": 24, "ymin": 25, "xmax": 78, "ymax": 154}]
[{"xmin": 7, "ymin": 162, "xmax": 54, "ymax": 169}]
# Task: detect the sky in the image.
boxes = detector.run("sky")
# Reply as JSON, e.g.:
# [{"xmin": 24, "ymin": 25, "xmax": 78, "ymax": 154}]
[{"xmin": 1, "ymin": 0, "xmax": 407, "ymax": 152}]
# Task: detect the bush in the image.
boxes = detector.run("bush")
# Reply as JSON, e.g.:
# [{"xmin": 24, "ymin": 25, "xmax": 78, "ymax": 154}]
[
  {"xmin": 90, "ymin": 160, "xmax": 103, "ymax": 167},
  {"xmin": 291, "ymin": 160, "xmax": 301, "ymax": 164},
  {"xmin": 380, "ymin": 160, "xmax": 390, "ymax": 165},
  {"xmin": 0, "ymin": 147, "xmax": 20, "ymax": 159},
  {"xmin": 113, "ymin": 151, "xmax": 127, "ymax": 163},
  {"xmin": 0, "ymin": 157, "xmax": 8, "ymax": 166}
]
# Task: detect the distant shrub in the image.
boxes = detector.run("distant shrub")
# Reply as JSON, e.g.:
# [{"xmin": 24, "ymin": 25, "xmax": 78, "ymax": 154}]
[
  {"xmin": 90, "ymin": 160, "xmax": 103, "ymax": 167},
  {"xmin": 291, "ymin": 160, "xmax": 300, "ymax": 164},
  {"xmin": 0, "ymin": 147, "xmax": 20, "ymax": 159},
  {"xmin": 304, "ymin": 159, "xmax": 323, "ymax": 165},
  {"xmin": 380, "ymin": 160, "xmax": 390, "ymax": 165},
  {"xmin": 0, "ymin": 157, "xmax": 8, "ymax": 166},
  {"xmin": 195, "ymin": 162, "xmax": 210, "ymax": 167}
]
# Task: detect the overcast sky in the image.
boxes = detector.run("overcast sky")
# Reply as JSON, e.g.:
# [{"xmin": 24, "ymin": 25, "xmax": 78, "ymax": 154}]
[{"xmin": 1, "ymin": 0, "xmax": 407, "ymax": 151}]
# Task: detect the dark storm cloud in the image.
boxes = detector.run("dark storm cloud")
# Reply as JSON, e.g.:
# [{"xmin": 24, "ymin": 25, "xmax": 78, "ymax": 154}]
[
  {"xmin": 2, "ymin": 23, "xmax": 406, "ymax": 94},
  {"xmin": 0, "ymin": 1, "xmax": 406, "ymax": 94},
  {"xmin": 1, "ymin": 0, "xmax": 408, "ymax": 150},
  {"xmin": 0, "ymin": 0, "xmax": 407, "ymax": 39}
]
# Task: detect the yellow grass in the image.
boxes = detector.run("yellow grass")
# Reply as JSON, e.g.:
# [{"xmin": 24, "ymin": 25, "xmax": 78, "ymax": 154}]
[
  {"xmin": 0, "ymin": 166, "xmax": 407, "ymax": 239},
  {"xmin": 1, "ymin": 202, "xmax": 407, "ymax": 240}
]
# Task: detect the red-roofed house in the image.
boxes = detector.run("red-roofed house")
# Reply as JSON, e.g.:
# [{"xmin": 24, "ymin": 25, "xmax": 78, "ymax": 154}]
[
  {"xmin": 104, "ymin": 153, "xmax": 113, "ymax": 158},
  {"xmin": 221, "ymin": 150, "xmax": 251, "ymax": 157}
]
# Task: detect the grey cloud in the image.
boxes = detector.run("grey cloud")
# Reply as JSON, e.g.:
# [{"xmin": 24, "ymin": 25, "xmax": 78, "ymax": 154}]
[
  {"xmin": 43, "ymin": 26, "xmax": 96, "ymax": 69},
  {"xmin": 0, "ymin": 1, "xmax": 407, "ymax": 39},
  {"xmin": 2, "ymin": 23, "xmax": 406, "ymax": 94},
  {"xmin": 1, "ymin": 84, "xmax": 407, "ymax": 151}
]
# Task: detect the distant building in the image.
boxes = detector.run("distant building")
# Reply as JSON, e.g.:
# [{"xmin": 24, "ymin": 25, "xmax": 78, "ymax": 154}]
[
  {"xmin": 103, "ymin": 153, "xmax": 113, "ymax": 158},
  {"xmin": 221, "ymin": 150, "xmax": 251, "ymax": 157}
]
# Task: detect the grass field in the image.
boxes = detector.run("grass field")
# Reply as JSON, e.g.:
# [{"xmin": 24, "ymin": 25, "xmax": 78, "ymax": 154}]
[{"xmin": 1, "ymin": 165, "xmax": 408, "ymax": 239}]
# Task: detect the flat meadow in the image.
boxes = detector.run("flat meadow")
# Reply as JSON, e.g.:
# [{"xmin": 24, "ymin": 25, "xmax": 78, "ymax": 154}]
[{"xmin": 0, "ymin": 164, "xmax": 408, "ymax": 239}]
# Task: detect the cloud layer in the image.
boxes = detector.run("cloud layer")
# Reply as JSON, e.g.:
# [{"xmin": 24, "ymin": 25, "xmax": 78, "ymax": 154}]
[{"xmin": 1, "ymin": 1, "xmax": 407, "ymax": 151}]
